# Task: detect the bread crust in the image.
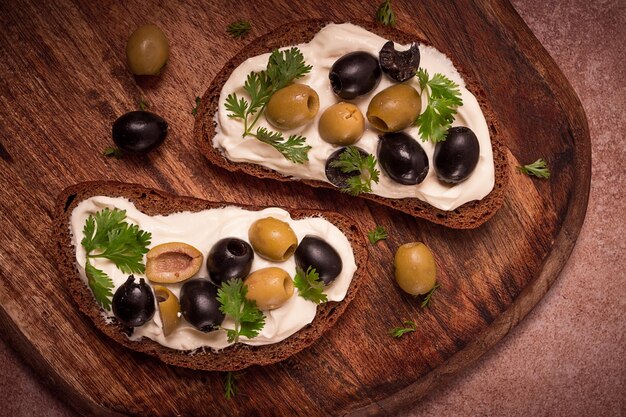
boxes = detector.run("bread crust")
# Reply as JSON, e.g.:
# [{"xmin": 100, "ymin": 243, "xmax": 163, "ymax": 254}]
[
  {"xmin": 53, "ymin": 181, "xmax": 368, "ymax": 371},
  {"xmin": 195, "ymin": 19, "xmax": 509, "ymax": 229}
]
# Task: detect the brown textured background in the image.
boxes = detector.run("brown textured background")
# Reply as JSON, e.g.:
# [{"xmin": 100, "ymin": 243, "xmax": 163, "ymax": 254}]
[{"xmin": 0, "ymin": 0, "xmax": 624, "ymax": 416}]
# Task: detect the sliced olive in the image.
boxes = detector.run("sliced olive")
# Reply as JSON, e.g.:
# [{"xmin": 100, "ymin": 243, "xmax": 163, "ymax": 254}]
[
  {"xmin": 379, "ymin": 41, "xmax": 421, "ymax": 82},
  {"xmin": 248, "ymin": 217, "xmax": 298, "ymax": 261},
  {"xmin": 394, "ymin": 242, "xmax": 437, "ymax": 295},
  {"xmin": 318, "ymin": 102, "xmax": 365, "ymax": 146},
  {"xmin": 245, "ymin": 267, "xmax": 294, "ymax": 310},
  {"xmin": 265, "ymin": 84, "xmax": 319, "ymax": 130},
  {"xmin": 366, "ymin": 84, "xmax": 421, "ymax": 132},
  {"xmin": 294, "ymin": 235, "xmax": 342, "ymax": 285},
  {"xmin": 378, "ymin": 132, "xmax": 429, "ymax": 185},
  {"xmin": 112, "ymin": 275, "xmax": 155, "ymax": 327},
  {"xmin": 126, "ymin": 24, "xmax": 169, "ymax": 76},
  {"xmin": 179, "ymin": 278, "xmax": 224, "ymax": 332},
  {"xmin": 112, "ymin": 110, "xmax": 168, "ymax": 155},
  {"xmin": 324, "ymin": 146, "xmax": 370, "ymax": 189},
  {"xmin": 207, "ymin": 238, "xmax": 254, "ymax": 285},
  {"xmin": 434, "ymin": 126, "xmax": 480, "ymax": 183},
  {"xmin": 330, "ymin": 51, "xmax": 382, "ymax": 99},
  {"xmin": 145, "ymin": 242, "xmax": 203, "ymax": 283},
  {"xmin": 153, "ymin": 285, "xmax": 181, "ymax": 336}
]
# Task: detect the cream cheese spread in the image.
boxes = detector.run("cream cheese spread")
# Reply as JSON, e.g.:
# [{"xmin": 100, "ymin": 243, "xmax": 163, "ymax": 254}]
[
  {"xmin": 213, "ymin": 23, "xmax": 495, "ymax": 211},
  {"xmin": 70, "ymin": 196, "xmax": 357, "ymax": 351}
]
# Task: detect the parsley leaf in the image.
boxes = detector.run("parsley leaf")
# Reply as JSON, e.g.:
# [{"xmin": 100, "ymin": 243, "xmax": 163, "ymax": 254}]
[
  {"xmin": 415, "ymin": 69, "xmax": 463, "ymax": 143},
  {"xmin": 294, "ymin": 266, "xmax": 327, "ymax": 304},
  {"xmin": 376, "ymin": 0, "xmax": 396, "ymax": 27},
  {"xmin": 367, "ymin": 225, "xmax": 388, "ymax": 244},
  {"xmin": 517, "ymin": 158, "xmax": 551, "ymax": 179},
  {"xmin": 227, "ymin": 20, "xmax": 252, "ymax": 39},
  {"xmin": 329, "ymin": 146, "xmax": 380, "ymax": 196},
  {"xmin": 254, "ymin": 127, "xmax": 311, "ymax": 164},
  {"xmin": 81, "ymin": 208, "xmax": 151, "ymax": 310},
  {"xmin": 224, "ymin": 372, "xmax": 238, "ymax": 399},
  {"xmin": 191, "ymin": 96, "xmax": 201, "ymax": 116},
  {"xmin": 103, "ymin": 146, "xmax": 123, "ymax": 159},
  {"xmin": 217, "ymin": 279, "xmax": 265, "ymax": 343},
  {"xmin": 388, "ymin": 320, "xmax": 416, "ymax": 338},
  {"xmin": 420, "ymin": 282, "xmax": 440, "ymax": 308}
]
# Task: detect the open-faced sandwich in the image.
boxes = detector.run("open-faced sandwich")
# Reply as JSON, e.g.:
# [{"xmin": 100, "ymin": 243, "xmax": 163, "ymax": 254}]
[
  {"xmin": 54, "ymin": 182, "xmax": 367, "ymax": 371},
  {"xmin": 196, "ymin": 20, "xmax": 509, "ymax": 229}
]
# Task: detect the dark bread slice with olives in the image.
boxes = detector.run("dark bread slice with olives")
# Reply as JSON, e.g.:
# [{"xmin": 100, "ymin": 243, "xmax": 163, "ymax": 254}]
[
  {"xmin": 53, "ymin": 181, "xmax": 368, "ymax": 371},
  {"xmin": 194, "ymin": 19, "xmax": 509, "ymax": 229}
]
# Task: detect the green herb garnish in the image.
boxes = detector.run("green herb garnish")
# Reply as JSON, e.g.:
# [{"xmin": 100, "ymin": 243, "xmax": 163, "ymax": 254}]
[
  {"xmin": 376, "ymin": 0, "xmax": 396, "ymax": 27},
  {"xmin": 517, "ymin": 158, "xmax": 551, "ymax": 179},
  {"xmin": 224, "ymin": 372, "xmax": 238, "ymax": 399},
  {"xmin": 329, "ymin": 146, "xmax": 380, "ymax": 196},
  {"xmin": 388, "ymin": 320, "xmax": 416, "ymax": 338},
  {"xmin": 227, "ymin": 20, "xmax": 252, "ymax": 39},
  {"xmin": 103, "ymin": 146, "xmax": 123, "ymax": 159},
  {"xmin": 367, "ymin": 225, "xmax": 388, "ymax": 244},
  {"xmin": 81, "ymin": 208, "xmax": 151, "ymax": 310},
  {"xmin": 225, "ymin": 47, "xmax": 313, "ymax": 163},
  {"xmin": 420, "ymin": 282, "xmax": 440, "ymax": 308},
  {"xmin": 191, "ymin": 96, "xmax": 201, "ymax": 116},
  {"xmin": 294, "ymin": 266, "xmax": 327, "ymax": 304},
  {"xmin": 415, "ymin": 68, "xmax": 463, "ymax": 143},
  {"xmin": 217, "ymin": 279, "xmax": 265, "ymax": 343},
  {"xmin": 139, "ymin": 99, "xmax": 149, "ymax": 111}
]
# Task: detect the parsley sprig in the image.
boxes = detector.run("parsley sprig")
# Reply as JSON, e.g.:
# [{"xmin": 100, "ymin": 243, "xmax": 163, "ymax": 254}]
[
  {"xmin": 81, "ymin": 208, "xmax": 151, "ymax": 310},
  {"xmin": 227, "ymin": 20, "xmax": 252, "ymax": 39},
  {"xmin": 294, "ymin": 266, "xmax": 327, "ymax": 304},
  {"xmin": 191, "ymin": 96, "xmax": 201, "ymax": 116},
  {"xmin": 225, "ymin": 47, "xmax": 313, "ymax": 163},
  {"xmin": 517, "ymin": 158, "xmax": 551, "ymax": 179},
  {"xmin": 368, "ymin": 225, "xmax": 388, "ymax": 244},
  {"xmin": 420, "ymin": 282, "xmax": 440, "ymax": 308},
  {"xmin": 329, "ymin": 146, "xmax": 380, "ymax": 196},
  {"xmin": 224, "ymin": 372, "xmax": 239, "ymax": 399},
  {"xmin": 376, "ymin": 0, "xmax": 396, "ymax": 27},
  {"xmin": 415, "ymin": 68, "xmax": 463, "ymax": 143},
  {"xmin": 217, "ymin": 279, "xmax": 265, "ymax": 343},
  {"xmin": 388, "ymin": 320, "xmax": 416, "ymax": 338}
]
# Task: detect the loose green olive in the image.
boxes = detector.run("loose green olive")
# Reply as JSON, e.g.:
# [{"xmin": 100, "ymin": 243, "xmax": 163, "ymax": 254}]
[
  {"xmin": 153, "ymin": 285, "xmax": 181, "ymax": 337},
  {"xmin": 245, "ymin": 267, "xmax": 294, "ymax": 310},
  {"xmin": 318, "ymin": 102, "xmax": 365, "ymax": 145},
  {"xmin": 366, "ymin": 84, "xmax": 421, "ymax": 132},
  {"xmin": 394, "ymin": 242, "xmax": 437, "ymax": 295},
  {"xmin": 248, "ymin": 217, "xmax": 298, "ymax": 261},
  {"xmin": 265, "ymin": 84, "xmax": 319, "ymax": 130},
  {"xmin": 126, "ymin": 24, "xmax": 169, "ymax": 75},
  {"xmin": 145, "ymin": 242, "xmax": 203, "ymax": 283}
]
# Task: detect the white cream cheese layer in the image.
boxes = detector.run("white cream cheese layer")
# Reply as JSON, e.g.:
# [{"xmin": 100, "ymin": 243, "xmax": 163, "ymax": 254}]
[
  {"xmin": 70, "ymin": 196, "xmax": 357, "ymax": 351},
  {"xmin": 213, "ymin": 23, "xmax": 495, "ymax": 211}
]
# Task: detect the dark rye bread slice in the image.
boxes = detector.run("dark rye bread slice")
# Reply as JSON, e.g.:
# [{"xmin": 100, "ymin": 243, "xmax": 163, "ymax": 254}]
[
  {"xmin": 53, "ymin": 181, "xmax": 368, "ymax": 371},
  {"xmin": 195, "ymin": 19, "xmax": 509, "ymax": 229}
]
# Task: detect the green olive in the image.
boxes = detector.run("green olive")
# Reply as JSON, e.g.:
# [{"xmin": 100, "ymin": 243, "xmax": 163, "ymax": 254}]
[
  {"xmin": 126, "ymin": 24, "xmax": 169, "ymax": 75},
  {"xmin": 245, "ymin": 267, "xmax": 294, "ymax": 310},
  {"xmin": 248, "ymin": 217, "xmax": 298, "ymax": 261},
  {"xmin": 153, "ymin": 285, "xmax": 181, "ymax": 336},
  {"xmin": 145, "ymin": 242, "xmax": 203, "ymax": 283},
  {"xmin": 265, "ymin": 84, "xmax": 319, "ymax": 130},
  {"xmin": 394, "ymin": 242, "xmax": 437, "ymax": 295},
  {"xmin": 318, "ymin": 102, "xmax": 365, "ymax": 145},
  {"xmin": 366, "ymin": 84, "xmax": 421, "ymax": 132}
]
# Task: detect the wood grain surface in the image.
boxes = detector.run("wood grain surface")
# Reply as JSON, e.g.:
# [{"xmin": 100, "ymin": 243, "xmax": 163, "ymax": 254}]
[{"xmin": 0, "ymin": 0, "xmax": 590, "ymax": 416}]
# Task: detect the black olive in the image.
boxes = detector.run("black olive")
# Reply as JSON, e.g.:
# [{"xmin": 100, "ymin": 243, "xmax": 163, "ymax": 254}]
[
  {"xmin": 112, "ymin": 110, "xmax": 168, "ymax": 154},
  {"xmin": 324, "ymin": 146, "xmax": 370, "ymax": 189},
  {"xmin": 378, "ymin": 41, "xmax": 421, "ymax": 83},
  {"xmin": 294, "ymin": 235, "xmax": 343, "ymax": 285},
  {"xmin": 179, "ymin": 278, "xmax": 225, "ymax": 332},
  {"xmin": 434, "ymin": 126, "xmax": 480, "ymax": 183},
  {"xmin": 207, "ymin": 238, "xmax": 254, "ymax": 285},
  {"xmin": 329, "ymin": 51, "xmax": 381, "ymax": 99},
  {"xmin": 112, "ymin": 275, "xmax": 155, "ymax": 327},
  {"xmin": 377, "ymin": 132, "xmax": 429, "ymax": 185}
]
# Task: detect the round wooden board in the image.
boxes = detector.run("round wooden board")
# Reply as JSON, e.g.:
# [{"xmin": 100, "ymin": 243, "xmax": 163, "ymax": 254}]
[{"xmin": 0, "ymin": 0, "xmax": 590, "ymax": 416}]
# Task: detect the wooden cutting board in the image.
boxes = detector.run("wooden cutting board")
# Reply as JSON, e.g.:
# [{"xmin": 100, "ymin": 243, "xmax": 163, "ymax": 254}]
[{"xmin": 0, "ymin": 0, "xmax": 590, "ymax": 416}]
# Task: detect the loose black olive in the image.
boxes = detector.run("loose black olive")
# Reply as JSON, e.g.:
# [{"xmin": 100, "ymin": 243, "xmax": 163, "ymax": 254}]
[
  {"xmin": 179, "ymin": 278, "xmax": 225, "ymax": 332},
  {"xmin": 329, "ymin": 51, "xmax": 382, "ymax": 99},
  {"xmin": 294, "ymin": 235, "xmax": 343, "ymax": 285},
  {"xmin": 377, "ymin": 132, "xmax": 429, "ymax": 185},
  {"xmin": 207, "ymin": 238, "xmax": 254, "ymax": 284},
  {"xmin": 378, "ymin": 41, "xmax": 421, "ymax": 83},
  {"xmin": 112, "ymin": 110, "xmax": 168, "ymax": 155},
  {"xmin": 112, "ymin": 275, "xmax": 155, "ymax": 327},
  {"xmin": 434, "ymin": 126, "xmax": 480, "ymax": 183},
  {"xmin": 324, "ymin": 146, "xmax": 370, "ymax": 188}
]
